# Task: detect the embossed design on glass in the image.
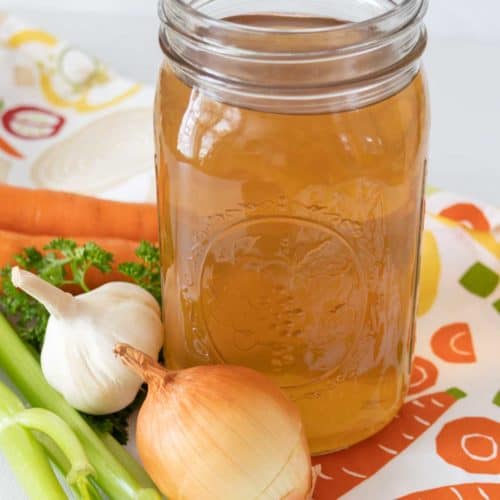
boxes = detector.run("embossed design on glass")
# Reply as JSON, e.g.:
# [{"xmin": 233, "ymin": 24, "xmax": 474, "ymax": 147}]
[{"xmin": 200, "ymin": 217, "xmax": 366, "ymax": 387}]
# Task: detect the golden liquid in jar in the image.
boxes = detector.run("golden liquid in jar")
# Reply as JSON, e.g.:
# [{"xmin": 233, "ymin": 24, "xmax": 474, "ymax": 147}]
[{"xmin": 155, "ymin": 14, "xmax": 429, "ymax": 454}]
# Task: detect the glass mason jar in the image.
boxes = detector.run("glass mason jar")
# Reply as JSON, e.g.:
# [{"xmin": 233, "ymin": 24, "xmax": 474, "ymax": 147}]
[{"xmin": 155, "ymin": 0, "xmax": 429, "ymax": 454}]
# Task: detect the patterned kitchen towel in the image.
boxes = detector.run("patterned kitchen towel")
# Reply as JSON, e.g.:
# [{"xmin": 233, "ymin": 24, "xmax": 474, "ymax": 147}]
[{"xmin": 0, "ymin": 13, "xmax": 155, "ymax": 202}]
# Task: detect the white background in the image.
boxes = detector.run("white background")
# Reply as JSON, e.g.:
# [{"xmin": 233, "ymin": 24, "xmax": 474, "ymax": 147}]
[{"xmin": 0, "ymin": 1, "xmax": 499, "ymax": 499}]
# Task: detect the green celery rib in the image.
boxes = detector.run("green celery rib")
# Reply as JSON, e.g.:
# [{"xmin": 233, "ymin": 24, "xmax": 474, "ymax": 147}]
[
  {"xmin": 100, "ymin": 432, "xmax": 156, "ymax": 489},
  {"xmin": 0, "ymin": 314, "xmax": 160, "ymax": 500},
  {"xmin": 0, "ymin": 381, "xmax": 67, "ymax": 500},
  {"xmin": 36, "ymin": 433, "xmax": 102, "ymax": 500},
  {"xmin": 13, "ymin": 408, "xmax": 95, "ymax": 486},
  {"xmin": 0, "ymin": 424, "xmax": 68, "ymax": 500}
]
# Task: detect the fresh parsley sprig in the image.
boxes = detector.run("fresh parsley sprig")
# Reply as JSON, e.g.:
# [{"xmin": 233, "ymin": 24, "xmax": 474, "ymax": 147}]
[{"xmin": 119, "ymin": 241, "xmax": 161, "ymax": 303}]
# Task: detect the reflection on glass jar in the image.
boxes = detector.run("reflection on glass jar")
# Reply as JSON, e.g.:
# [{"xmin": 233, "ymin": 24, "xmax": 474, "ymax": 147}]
[{"xmin": 155, "ymin": 0, "xmax": 430, "ymax": 454}]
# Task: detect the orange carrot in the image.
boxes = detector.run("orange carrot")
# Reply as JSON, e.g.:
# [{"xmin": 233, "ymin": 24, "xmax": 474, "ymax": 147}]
[
  {"xmin": 408, "ymin": 356, "xmax": 439, "ymax": 395},
  {"xmin": 0, "ymin": 184, "xmax": 158, "ymax": 242},
  {"xmin": 0, "ymin": 229, "xmax": 140, "ymax": 289},
  {"xmin": 431, "ymin": 322, "xmax": 476, "ymax": 363},
  {"xmin": 400, "ymin": 482, "xmax": 500, "ymax": 499},
  {"xmin": 0, "ymin": 136, "xmax": 22, "ymax": 158},
  {"xmin": 440, "ymin": 203, "xmax": 490, "ymax": 232},
  {"xmin": 312, "ymin": 388, "xmax": 467, "ymax": 499},
  {"xmin": 436, "ymin": 417, "xmax": 500, "ymax": 474}
]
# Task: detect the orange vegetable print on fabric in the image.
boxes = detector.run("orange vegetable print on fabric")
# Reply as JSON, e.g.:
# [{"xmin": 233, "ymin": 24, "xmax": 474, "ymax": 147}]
[
  {"xmin": 408, "ymin": 356, "xmax": 439, "ymax": 395},
  {"xmin": 431, "ymin": 323, "xmax": 476, "ymax": 363},
  {"xmin": 312, "ymin": 388, "xmax": 466, "ymax": 499},
  {"xmin": 439, "ymin": 203, "xmax": 491, "ymax": 232},
  {"xmin": 399, "ymin": 482, "xmax": 500, "ymax": 500},
  {"xmin": 0, "ymin": 136, "xmax": 22, "ymax": 158},
  {"xmin": 436, "ymin": 417, "xmax": 500, "ymax": 474}
]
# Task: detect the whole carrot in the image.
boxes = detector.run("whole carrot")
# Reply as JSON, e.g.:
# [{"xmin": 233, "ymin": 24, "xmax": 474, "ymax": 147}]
[
  {"xmin": 0, "ymin": 184, "xmax": 158, "ymax": 242},
  {"xmin": 0, "ymin": 229, "xmax": 139, "ymax": 289}
]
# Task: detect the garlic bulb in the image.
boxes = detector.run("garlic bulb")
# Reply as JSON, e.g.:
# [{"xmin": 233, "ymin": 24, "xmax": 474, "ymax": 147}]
[
  {"xmin": 11, "ymin": 267, "xmax": 163, "ymax": 415},
  {"xmin": 115, "ymin": 343, "xmax": 313, "ymax": 500}
]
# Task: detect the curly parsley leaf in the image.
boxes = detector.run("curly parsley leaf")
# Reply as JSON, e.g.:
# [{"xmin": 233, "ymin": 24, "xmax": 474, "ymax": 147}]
[
  {"xmin": 44, "ymin": 238, "xmax": 113, "ymax": 291},
  {"xmin": 83, "ymin": 386, "xmax": 146, "ymax": 445},
  {"xmin": 119, "ymin": 241, "xmax": 161, "ymax": 304},
  {"xmin": 0, "ymin": 265, "xmax": 48, "ymax": 351}
]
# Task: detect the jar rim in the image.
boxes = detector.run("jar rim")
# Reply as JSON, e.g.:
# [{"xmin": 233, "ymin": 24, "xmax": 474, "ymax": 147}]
[
  {"xmin": 159, "ymin": 0, "xmax": 424, "ymax": 47},
  {"xmin": 158, "ymin": 0, "xmax": 428, "ymax": 113}
]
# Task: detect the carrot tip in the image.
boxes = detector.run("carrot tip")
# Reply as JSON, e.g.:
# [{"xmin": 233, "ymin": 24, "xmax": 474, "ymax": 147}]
[{"xmin": 446, "ymin": 387, "xmax": 467, "ymax": 400}]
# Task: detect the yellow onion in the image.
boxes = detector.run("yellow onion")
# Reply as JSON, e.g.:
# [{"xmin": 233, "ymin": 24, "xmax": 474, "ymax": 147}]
[{"xmin": 114, "ymin": 344, "xmax": 313, "ymax": 499}]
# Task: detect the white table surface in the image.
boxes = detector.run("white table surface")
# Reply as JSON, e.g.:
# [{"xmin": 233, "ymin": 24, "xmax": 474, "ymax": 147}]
[{"xmin": 0, "ymin": 1, "xmax": 499, "ymax": 499}]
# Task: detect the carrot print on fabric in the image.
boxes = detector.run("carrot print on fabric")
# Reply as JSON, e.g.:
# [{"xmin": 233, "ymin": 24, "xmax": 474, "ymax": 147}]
[
  {"xmin": 436, "ymin": 417, "xmax": 500, "ymax": 474},
  {"xmin": 313, "ymin": 388, "xmax": 466, "ymax": 499},
  {"xmin": 399, "ymin": 482, "xmax": 500, "ymax": 499},
  {"xmin": 440, "ymin": 203, "xmax": 491, "ymax": 232},
  {"xmin": 431, "ymin": 323, "xmax": 476, "ymax": 363},
  {"xmin": 408, "ymin": 356, "xmax": 438, "ymax": 395}
]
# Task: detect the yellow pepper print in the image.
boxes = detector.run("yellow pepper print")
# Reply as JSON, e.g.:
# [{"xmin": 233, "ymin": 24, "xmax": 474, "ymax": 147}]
[
  {"xmin": 39, "ymin": 69, "xmax": 141, "ymax": 113},
  {"xmin": 417, "ymin": 230, "xmax": 441, "ymax": 317},
  {"xmin": 7, "ymin": 30, "xmax": 58, "ymax": 48}
]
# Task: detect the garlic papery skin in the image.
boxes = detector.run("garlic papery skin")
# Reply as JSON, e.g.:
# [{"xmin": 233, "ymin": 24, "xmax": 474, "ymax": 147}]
[
  {"xmin": 115, "ymin": 344, "xmax": 313, "ymax": 500},
  {"xmin": 11, "ymin": 267, "xmax": 163, "ymax": 415}
]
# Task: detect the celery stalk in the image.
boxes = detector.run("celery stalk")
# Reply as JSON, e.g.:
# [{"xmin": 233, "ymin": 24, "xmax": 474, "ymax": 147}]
[
  {"xmin": 13, "ymin": 408, "xmax": 94, "ymax": 491},
  {"xmin": 100, "ymin": 432, "xmax": 154, "ymax": 488},
  {"xmin": 0, "ymin": 314, "xmax": 160, "ymax": 500},
  {"xmin": 0, "ymin": 382, "xmax": 66, "ymax": 500},
  {"xmin": 36, "ymin": 433, "xmax": 102, "ymax": 500}
]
